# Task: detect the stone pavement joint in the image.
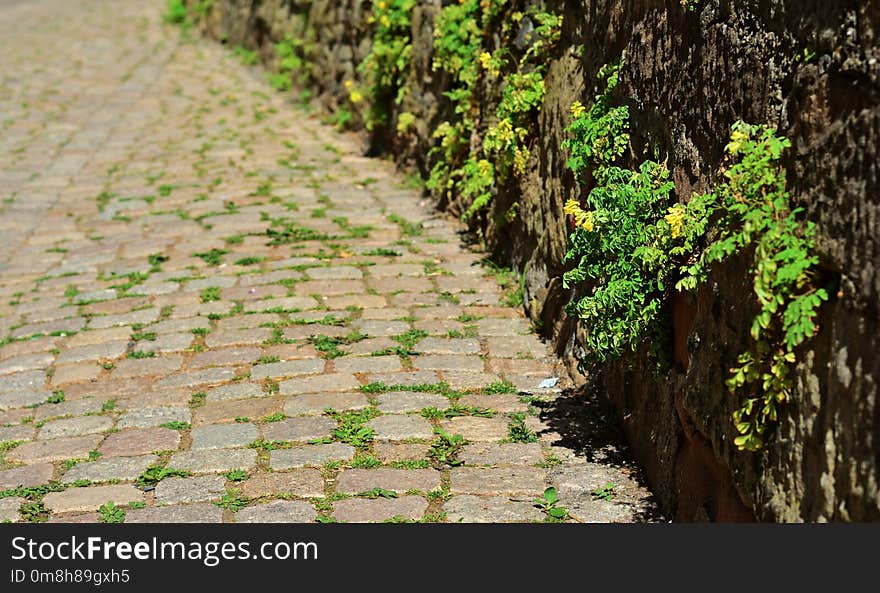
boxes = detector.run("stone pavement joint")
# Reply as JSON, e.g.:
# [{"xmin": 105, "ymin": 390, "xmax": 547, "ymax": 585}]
[{"xmin": 0, "ymin": 0, "xmax": 657, "ymax": 523}]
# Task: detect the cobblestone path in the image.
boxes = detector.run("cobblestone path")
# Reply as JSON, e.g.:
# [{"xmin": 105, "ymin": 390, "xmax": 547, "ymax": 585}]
[{"xmin": 0, "ymin": 0, "xmax": 655, "ymax": 523}]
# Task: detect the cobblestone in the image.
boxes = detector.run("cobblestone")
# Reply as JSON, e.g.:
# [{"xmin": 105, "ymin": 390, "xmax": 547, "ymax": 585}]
[
  {"xmin": 260, "ymin": 416, "xmax": 335, "ymax": 442},
  {"xmin": 126, "ymin": 504, "xmax": 223, "ymax": 523},
  {"xmin": 191, "ymin": 423, "xmax": 259, "ymax": 450},
  {"xmin": 61, "ymin": 454, "xmax": 157, "ymax": 483},
  {"xmin": 38, "ymin": 416, "xmax": 113, "ymax": 440},
  {"xmin": 236, "ymin": 500, "xmax": 317, "ymax": 523},
  {"xmin": 98, "ymin": 428, "xmax": 180, "ymax": 457},
  {"xmin": 450, "ymin": 467, "xmax": 548, "ymax": 496},
  {"xmin": 283, "ymin": 393, "xmax": 369, "ymax": 415},
  {"xmin": 0, "ymin": 463, "xmax": 54, "ymax": 490},
  {"xmin": 7, "ymin": 435, "xmax": 103, "ymax": 464},
  {"xmin": 270, "ymin": 443, "xmax": 356, "ymax": 469},
  {"xmin": 367, "ymin": 415, "xmax": 435, "ymax": 440},
  {"xmin": 440, "ymin": 417, "xmax": 510, "ymax": 442},
  {"xmin": 335, "ymin": 468, "xmax": 441, "ymax": 494},
  {"xmin": 376, "ymin": 392, "xmax": 449, "ymax": 413},
  {"xmin": 168, "ymin": 449, "xmax": 258, "ymax": 474},
  {"xmin": 0, "ymin": 497, "xmax": 24, "ymax": 522},
  {"xmin": 118, "ymin": 406, "xmax": 191, "ymax": 429},
  {"xmin": 444, "ymin": 495, "xmax": 543, "ymax": 523},
  {"xmin": 155, "ymin": 475, "xmax": 226, "ymax": 505},
  {"xmin": 43, "ymin": 485, "xmax": 144, "ymax": 513},
  {"xmin": 240, "ymin": 470, "xmax": 324, "ymax": 499},
  {"xmin": 333, "ymin": 496, "xmax": 427, "ymax": 523}
]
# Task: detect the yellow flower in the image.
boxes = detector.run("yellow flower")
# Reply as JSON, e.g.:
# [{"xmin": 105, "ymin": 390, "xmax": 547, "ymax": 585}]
[
  {"xmin": 477, "ymin": 159, "xmax": 492, "ymax": 177},
  {"xmin": 570, "ymin": 101, "xmax": 586, "ymax": 119},
  {"xmin": 479, "ymin": 52, "xmax": 492, "ymax": 69},
  {"xmin": 513, "ymin": 147, "xmax": 530, "ymax": 175},
  {"xmin": 348, "ymin": 89, "xmax": 363, "ymax": 104},
  {"xmin": 564, "ymin": 199, "xmax": 594, "ymax": 231},
  {"xmin": 343, "ymin": 80, "xmax": 354, "ymax": 89},
  {"xmin": 396, "ymin": 112, "xmax": 415, "ymax": 134},
  {"xmin": 725, "ymin": 128, "xmax": 750, "ymax": 155},
  {"xmin": 664, "ymin": 204, "xmax": 686, "ymax": 239},
  {"xmin": 494, "ymin": 118, "xmax": 514, "ymax": 144}
]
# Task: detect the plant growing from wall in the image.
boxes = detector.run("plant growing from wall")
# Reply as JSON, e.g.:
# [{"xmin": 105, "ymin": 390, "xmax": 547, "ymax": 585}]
[
  {"xmin": 675, "ymin": 122, "xmax": 828, "ymax": 451},
  {"xmin": 268, "ymin": 36, "xmax": 307, "ymax": 92},
  {"xmin": 561, "ymin": 60, "xmax": 827, "ymax": 451},
  {"xmin": 164, "ymin": 0, "xmax": 187, "ymax": 24},
  {"xmin": 428, "ymin": 2, "xmax": 562, "ymax": 220},
  {"xmin": 561, "ymin": 60, "xmax": 678, "ymax": 362},
  {"xmin": 356, "ymin": 0, "xmax": 416, "ymax": 131}
]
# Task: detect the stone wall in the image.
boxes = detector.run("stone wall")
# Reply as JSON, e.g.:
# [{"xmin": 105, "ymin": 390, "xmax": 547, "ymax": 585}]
[{"xmin": 186, "ymin": 0, "xmax": 880, "ymax": 522}]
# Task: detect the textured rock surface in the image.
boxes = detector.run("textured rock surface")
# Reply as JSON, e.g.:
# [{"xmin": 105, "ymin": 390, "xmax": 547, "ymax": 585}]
[{"xmin": 189, "ymin": 0, "xmax": 880, "ymax": 521}]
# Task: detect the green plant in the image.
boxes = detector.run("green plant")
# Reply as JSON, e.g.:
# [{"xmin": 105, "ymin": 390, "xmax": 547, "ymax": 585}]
[
  {"xmin": 265, "ymin": 219, "xmax": 329, "ymax": 245},
  {"xmin": 309, "ymin": 331, "xmax": 366, "ymax": 359},
  {"xmin": 507, "ymin": 413, "xmax": 537, "ymax": 443},
  {"xmin": 225, "ymin": 469, "xmax": 249, "ymax": 482},
  {"xmin": 358, "ymin": 487, "xmax": 398, "ymax": 499},
  {"xmin": 193, "ymin": 248, "xmax": 228, "ymax": 266},
  {"xmin": 350, "ymin": 453, "xmax": 382, "ymax": 469},
  {"xmin": 233, "ymin": 46, "xmax": 259, "ymax": 65},
  {"xmin": 136, "ymin": 465, "xmax": 191, "ymax": 488},
  {"xmin": 0, "ymin": 440, "xmax": 22, "ymax": 454},
  {"xmin": 330, "ymin": 408, "xmax": 379, "ymax": 450},
  {"xmin": 163, "ymin": 0, "xmax": 187, "ymax": 24},
  {"xmin": 675, "ymin": 123, "xmax": 828, "ymax": 451},
  {"xmin": 484, "ymin": 261, "xmax": 524, "ymax": 307},
  {"xmin": 591, "ymin": 482, "xmax": 616, "ymax": 501},
  {"xmin": 195, "ymin": 0, "xmax": 213, "ymax": 18},
  {"xmin": 247, "ymin": 439, "xmax": 291, "ymax": 452},
  {"xmin": 421, "ymin": 404, "xmax": 492, "ymax": 420},
  {"xmin": 200, "ymin": 286, "xmax": 221, "ymax": 303},
  {"xmin": 561, "ymin": 58, "xmax": 826, "ymax": 450},
  {"xmin": 356, "ymin": 0, "xmax": 415, "ymax": 130},
  {"xmin": 160, "ymin": 421, "xmax": 190, "ymax": 431},
  {"xmin": 215, "ymin": 489, "xmax": 249, "ymax": 512},
  {"xmin": 428, "ymin": 429, "xmax": 466, "ymax": 467},
  {"xmin": 561, "ymin": 59, "xmax": 677, "ymax": 363},
  {"xmin": 47, "ymin": 390, "xmax": 64, "ymax": 404},
  {"xmin": 268, "ymin": 36, "xmax": 308, "ymax": 92},
  {"xmin": 19, "ymin": 501, "xmax": 48, "ymax": 523},
  {"xmin": 387, "ymin": 213, "xmax": 422, "ymax": 237},
  {"xmin": 130, "ymin": 329, "xmax": 157, "ymax": 342},
  {"xmin": 390, "ymin": 460, "xmax": 430, "ymax": 469},
  {"xmin": 482, "ymin": 380, "xmax": 517, "ymax": 395},
  {"xmin": 534, "ymin": 487, "xmax": 568, "ymax": 522},
  {"xmin": 428, "ymin": 3, "xmax": 562, "ymax": 219},
  {"xmin": 98, "ymin": 501, "xmax": 126, "ymax": 524},
  {"xmin": 392, "ymin": 328, "xmax": 428, "ymax": 352},
  {"xmin": 364, "ymin": 247, "xmax": 401, "ymax": 257}
]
